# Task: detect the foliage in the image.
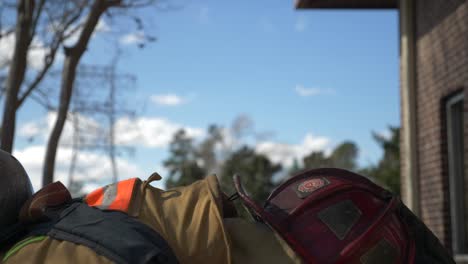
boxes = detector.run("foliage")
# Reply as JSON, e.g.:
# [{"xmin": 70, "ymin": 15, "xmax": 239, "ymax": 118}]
[
  {"xmin": 220, "ymin": 145, "xmax": 282, "ymax": 202},
  {"xmin": 289, "ymin": 158, "xmax": 301, "ymax": 175},
  {"xmin": 329, "ymin": 141, "xmax": 359, "ymax": 170},
  {"xmin": 195, "ymin": 125, "xmax": 224, "ymax": 174},
  {"xmin": 302, "ymin": 141, "xmax": 359, "ymax": 172},
  {"xmin": 163, "ymin": 121, "xmax": 401, "ymax": 211},
  {"xmin": 219, "ymin": 145, "xmax": 282, "ymax": 219},
  {"xmin": 163, "ymin": 129, "xmax": 206, "ymax": 189},
  {"xmin": 362, "ymin": 127, "xmax": 400, "ymax": 195}
]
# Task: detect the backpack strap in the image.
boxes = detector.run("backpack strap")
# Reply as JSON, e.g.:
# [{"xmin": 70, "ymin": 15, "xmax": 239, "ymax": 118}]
[
  {"xmin": 6, "ymin": 180, "xmax": 178, "ymax": 264},
  {"xmin": 45, "ymin": 202, "xmax": 178, "ymax": 264},
  {"xmin": 11, "ymin": 201, "xmax": 178, "ymax": 264}
]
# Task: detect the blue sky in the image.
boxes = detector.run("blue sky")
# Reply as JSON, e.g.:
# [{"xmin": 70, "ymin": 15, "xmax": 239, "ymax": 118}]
[{"xmin": 8, "ymin": 0, "xmax": 399, "ymax": 191}]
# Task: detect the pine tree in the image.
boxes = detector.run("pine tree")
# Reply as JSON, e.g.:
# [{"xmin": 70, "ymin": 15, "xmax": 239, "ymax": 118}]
[
  {"xmin": 367, "ymin": 127, "xmax": 400, "ymax": 195},
  {"xmin": 164, "ymin": 129, "xmax": 206, "ymax": 188},
  {"xmin": 329, "ymin": 141, "xmax": 359, "ymax": 171},
  {"xmin": 220, "ymin": 146, "xmax": 282, "ymax": 202},
  {"xmin": 301, "ymin": 141, "xmax": 358, "ymax": 171}
]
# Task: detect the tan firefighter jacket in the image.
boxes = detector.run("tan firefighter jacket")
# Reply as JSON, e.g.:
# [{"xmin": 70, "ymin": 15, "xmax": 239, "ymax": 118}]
[{"xmin": 1, "ymin": 174, "xmax": 299, "ymax": 264}]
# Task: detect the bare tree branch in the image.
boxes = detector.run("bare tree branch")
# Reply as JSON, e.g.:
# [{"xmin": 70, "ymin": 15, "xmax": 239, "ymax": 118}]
[
  {"xmin": 43, "ymin": 0, "xmax": 113, "ymax": 185},
  {"xmin": 1, "ymin": 0, "xmax": 91, "ymax": 152},
  {"xmin": 16, "ymin": 7, "xmax": 84, "ymax": 109},
  {"xmin": 0, "ymin": 0, "xmax": 35, "ymax": 152},
  {"xmin": 29, "ymin": 0, "xmax": 45, "ymax": 39},
  {"xmin": 30, "ymin": 90, "xmax": 55, "ymax": 111}
]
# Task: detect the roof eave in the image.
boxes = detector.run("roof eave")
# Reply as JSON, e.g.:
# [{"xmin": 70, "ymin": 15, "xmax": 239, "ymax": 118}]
[{"xmin": 295, "ymin": 0, "xmax": 398, "ymax": 9}]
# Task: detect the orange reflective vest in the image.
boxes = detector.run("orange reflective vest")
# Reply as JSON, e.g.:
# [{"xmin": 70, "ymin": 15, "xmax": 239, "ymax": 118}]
[{"xmin": 85, "ymin": 178, "xmax": 141, "ymax": 213}]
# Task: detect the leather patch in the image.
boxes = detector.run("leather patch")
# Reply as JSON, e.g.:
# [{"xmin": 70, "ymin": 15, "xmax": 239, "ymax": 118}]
[
  {"xmin": 295, "ymin": 177, "xmax": 330, "ymax": 199},
  {"xmin": 19, "ymin": 181, "xmax": 71, "ymax": 223},
  {"xmin": 360, "ymin": 239, "xmax": 398, "ymax": 264},
  {"xmin": 318, "ymin": 200, "xmax": 361, "ymax": 240}
]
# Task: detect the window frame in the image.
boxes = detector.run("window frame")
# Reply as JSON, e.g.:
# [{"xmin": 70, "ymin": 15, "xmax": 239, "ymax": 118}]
[{"xmin": 446, "ymin": 92, "xmax": 466, "ymax": 254}]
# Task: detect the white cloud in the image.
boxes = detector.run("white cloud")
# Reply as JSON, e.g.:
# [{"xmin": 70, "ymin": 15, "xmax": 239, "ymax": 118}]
[
  {"xmin": 295, "ymin": 85, "xmax": 335, "ymax": 97},
  {"xmin": 19, "ymin": 112, "xmax": 104, "ymax": 147},
  {"xmin": 119, "ymin": 31, "xmax": 145, "ymax": 45},
  {"xmin": 15, "ymin": 113, "xmax": 189, "ymax": 193},
  {"xmin": 0, "ymin": 32, "xmax": 14, "ymax": 68},
  {"xmin": 115, "ymin": 116, "xmax": 204, "ymax": 148},
  {"xmin": 19, "ymin": 112, "xmax": 204, "ymax": 149},
  {"xmin": 255, "ymin": 133, "xmax": 331, "ymax": 167},
  {"xmin": 375, "ymin": 127, "xmax": 392, "ymax": 140},
  {"xmin": 18, "ymin": 121, "xmax": 43, "ymax": 138},
  {"xmin": 294, "ymin": 16, "xmax": 308, "ymax": 32},
  {"xmin": 13, "ymin": 145, "xmax": 147, "ymax": 193},
  {"xmin": 96, "ymin": 19, "xmax": 111, "ymax": 33},
  {"xmin": 150, "ymin": 94, "xmax": 186, "ymax": 106},
  {"xmin": 0, "ymin": 32, "xmax": 48, "ymax": 70},
  {"xmin": 28, "ymin": 39, "xmax": 48, "ymax": 70}
]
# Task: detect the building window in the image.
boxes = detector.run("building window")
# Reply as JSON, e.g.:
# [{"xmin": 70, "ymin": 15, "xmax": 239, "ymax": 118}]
[{"xmin": 446, "ymin": 92, "xmax": 466, "ymax": 254}]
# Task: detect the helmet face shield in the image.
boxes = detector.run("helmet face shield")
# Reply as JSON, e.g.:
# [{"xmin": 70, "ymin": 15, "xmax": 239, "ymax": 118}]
[{"xmin": 234, "ymin": 168, "xmax": 424, "ymax": 263}]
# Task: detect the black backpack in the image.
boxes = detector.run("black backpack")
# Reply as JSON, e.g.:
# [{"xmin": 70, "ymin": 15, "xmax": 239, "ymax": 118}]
[{"xmin": 1, "ymin": 198, "xmax": 178, "ymax": 264}]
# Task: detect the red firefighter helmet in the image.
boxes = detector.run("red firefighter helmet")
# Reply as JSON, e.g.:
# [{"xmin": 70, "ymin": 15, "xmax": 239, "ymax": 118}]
[{"xmin": 234, "ymin": 168, "xmax": 454, "ymax": 264}]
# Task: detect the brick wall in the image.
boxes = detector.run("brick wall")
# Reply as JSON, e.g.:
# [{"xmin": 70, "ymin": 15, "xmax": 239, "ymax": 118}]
[{"xmin": 413, "ymin": 0, "xmax": 467, "ymax": 249}]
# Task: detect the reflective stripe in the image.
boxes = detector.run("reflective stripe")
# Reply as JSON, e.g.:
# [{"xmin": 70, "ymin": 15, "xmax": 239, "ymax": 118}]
[
  {"xmin": 3, "ymin": 236, "xmax": 47, "ymax": 262},
  {"xmin": 99, "ymin": 184, "xmax": 118, "ymax": 209},
  {"xmin": 107, "ymin": 179, "xmax": 135, "ymax": 211},
  {"xmin": 85, "ymin": 178, "xmax": 138, "ymax": 213},
  {"xmin": 86, "ymin": 187, "xmax": 105, "ymax": 207}
]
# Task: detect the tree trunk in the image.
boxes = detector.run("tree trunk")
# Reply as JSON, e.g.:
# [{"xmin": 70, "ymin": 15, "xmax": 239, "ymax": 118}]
[
  {"xmin": 42, "ymin": 0, "xmax": 107, "ymax": 185},
  {"xmin": 0, "ymin": 0, "xmax": 34, "ymax": 152},
  {"xmin": 42, "ymin": 57, "xmax": 78, "ymax": 185}
]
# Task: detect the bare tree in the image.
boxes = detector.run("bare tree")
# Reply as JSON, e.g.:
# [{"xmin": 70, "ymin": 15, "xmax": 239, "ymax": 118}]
[
  {"xmin": 1, "ymin": 0, "xmax": 35, "ymax": 153},
  {"xmin": 43, "ymin": 0, "xmax": 108, "ymax": 185},
  {"xmin": 0, "ymin": 0, "xmax": 161, "ymax": 185},
  {"xmin": 42, "ymin": 0, "xmax": 159, "ymax": 185},
  {"xmin": 0, "ymin": 0, "xmax": 85, "ymax": 152}
]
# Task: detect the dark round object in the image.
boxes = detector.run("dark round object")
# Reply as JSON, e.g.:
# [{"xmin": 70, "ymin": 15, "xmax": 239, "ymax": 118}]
[{"xmin": 0, "ymin": 149, "xmax": 33, "ymax": 233}]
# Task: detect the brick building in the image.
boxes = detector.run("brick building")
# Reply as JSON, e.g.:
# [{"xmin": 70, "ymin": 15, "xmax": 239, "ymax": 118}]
[{"xmin": 296, "ymin": 0, "xmax": 468, "ymax": 261}]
